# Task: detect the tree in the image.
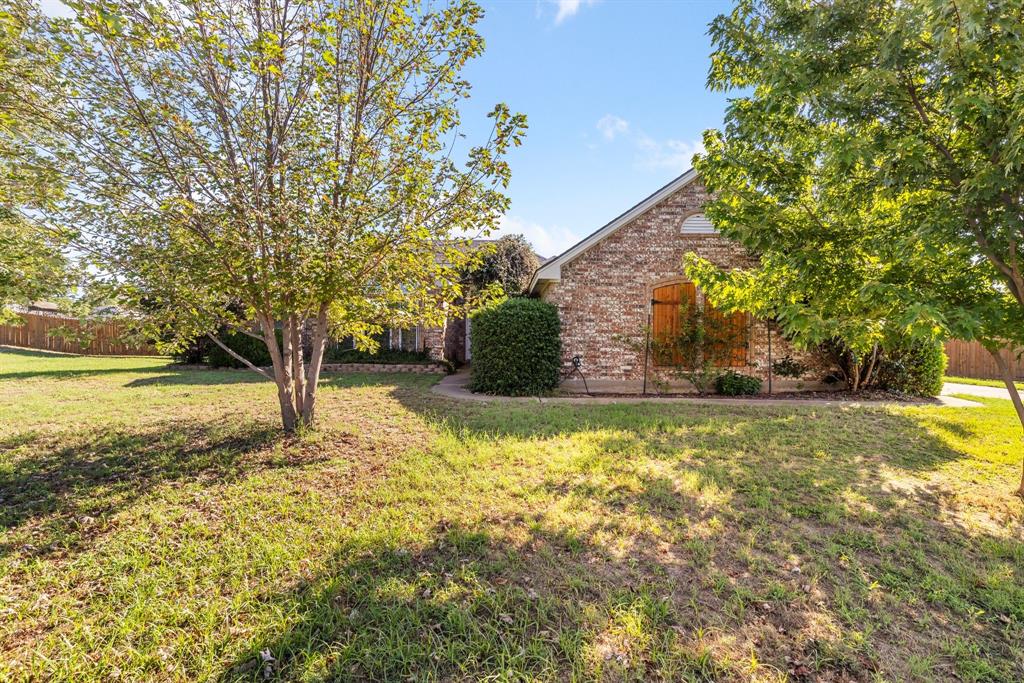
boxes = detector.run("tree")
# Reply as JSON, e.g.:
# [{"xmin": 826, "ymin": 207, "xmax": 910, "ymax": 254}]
[
  {"xmin": 16, "ymin": 0, "xmax": 525, "ymax": 430},
  {"xmin": 0, "ymin": 0, "xmax": 62, "ymax": 207},
  {"xmin": 0, "ymin": 209, "xmax": 69, "ymax": 323},
  {"xmin": 689, "ymin": 0, "xmax": 1024, "ymax": 494},
  {"xmin": 465, "ymin": 233, "xmax": 539, "ymax": 295},
  {"xmin": 0, "ymin": 0, "xmax": 70, "ymax": 319}
]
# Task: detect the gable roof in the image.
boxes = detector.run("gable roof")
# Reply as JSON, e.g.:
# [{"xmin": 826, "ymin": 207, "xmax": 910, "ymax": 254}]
[{"xmin": 528, "ymin": 168, "xmax": 699, "ymax": 292}]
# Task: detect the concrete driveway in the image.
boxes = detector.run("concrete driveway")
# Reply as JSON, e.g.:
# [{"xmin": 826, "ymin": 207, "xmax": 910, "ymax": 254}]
[{"xmin": 942, "ymin": 382, "xmax": 1015, "ymax": 400}]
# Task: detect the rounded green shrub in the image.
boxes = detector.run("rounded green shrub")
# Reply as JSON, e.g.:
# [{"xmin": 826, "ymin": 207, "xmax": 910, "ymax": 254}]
[
  {"xmin": 715, "ymin": 369, "xmax": 762, "ymax": 396},
  {"xmin": 878, "ymin": 337, "xmax": 947, "ymax": 396},
  {"xmin": 469, "ymin": 298, "xmax": 561, "ymax": 396}
]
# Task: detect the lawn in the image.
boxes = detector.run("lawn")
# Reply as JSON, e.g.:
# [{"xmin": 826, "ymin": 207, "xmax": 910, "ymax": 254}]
[{"xmin": 1, "ymin": 348, "xmax": 1022, "ymax": 682}]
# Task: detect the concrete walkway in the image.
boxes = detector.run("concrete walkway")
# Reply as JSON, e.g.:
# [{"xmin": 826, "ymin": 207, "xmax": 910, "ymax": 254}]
[
  {"xmin": 433, "ymin": 371, "xmax": 982, "ymax": 408},
  {"xmin": 942, "ymin": 382, "xmax": 1016, "ymax": 401}
]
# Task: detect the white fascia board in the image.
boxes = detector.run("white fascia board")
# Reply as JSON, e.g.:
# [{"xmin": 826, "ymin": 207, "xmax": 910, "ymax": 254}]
[{"xmin": 528, "ymin": 168, "xmax": 698, "ymax": 292}]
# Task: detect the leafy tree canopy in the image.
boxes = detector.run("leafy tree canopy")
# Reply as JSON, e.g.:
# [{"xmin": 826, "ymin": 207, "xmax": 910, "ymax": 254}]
[
  {"xmin": 465, "ymin": 233, "xmax": 540, "ymax": 296},
  {"xmin": 688, "ymin": 0, "xmax": 1024, "ymax": 493},
  {"xmin": 0, "ymin": 0, "xmax": 72, "ymax": 320},
  {"xmin": 0, "ymin": 209, "xmax": 69, "ymax": 323}
]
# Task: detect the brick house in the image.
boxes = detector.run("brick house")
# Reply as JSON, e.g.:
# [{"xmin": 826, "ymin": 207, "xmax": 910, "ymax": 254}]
[
  {"xmin": 338, "ymin": 304, "xmax": 463, "ymax": 365},
  {"xmin": 365, "ymin": 239, "xmax": 542, "ymax": 365},
  {"xmin": 528, "ymin": 168, "xmax": 821, "ymax": 393}
]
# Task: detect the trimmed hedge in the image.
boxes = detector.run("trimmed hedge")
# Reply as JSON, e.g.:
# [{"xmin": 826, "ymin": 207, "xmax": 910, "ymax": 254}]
[
  {"xmin": 469, "ymin": 298, "xmax": 561, "ymax": 396},
  {"xmin": 715, "ymin": 369, "xmax": 762, "ymax": 396},
  {"xmin": 878, "ymin": 337, "xmax": 947, "ymax": 396}
]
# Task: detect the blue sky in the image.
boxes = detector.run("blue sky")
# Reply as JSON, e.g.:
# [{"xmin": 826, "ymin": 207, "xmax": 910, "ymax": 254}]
[
  {"xmin": 463, "ymin": 0, "xmax": 736, "ymax": 257},
  {"xmin": 40, "ymin": 0, "xmax": 736, "ymax": 258}
]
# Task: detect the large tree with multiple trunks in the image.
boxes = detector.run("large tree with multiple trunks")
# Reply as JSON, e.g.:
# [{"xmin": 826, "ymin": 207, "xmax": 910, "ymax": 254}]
[{"xmin": 13, "ymin": 0, "xmax": 525, "ymax": 430}]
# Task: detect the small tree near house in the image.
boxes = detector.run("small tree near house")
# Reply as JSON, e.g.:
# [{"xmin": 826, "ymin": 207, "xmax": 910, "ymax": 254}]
[
  {"xmin": 16, "ymin": 0, "xmax": 526, "ymax": 431},
  {"xmin": 464, "ymin": 234, "xmax": 540, "ymax": 296}
]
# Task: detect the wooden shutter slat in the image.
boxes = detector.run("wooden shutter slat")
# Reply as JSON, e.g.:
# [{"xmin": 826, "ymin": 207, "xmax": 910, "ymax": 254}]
[
  {"xmin": 704, "ymin": 302, "xmax": 748, "ymax": 367},
  {"xmin": 651, "ymin": 283, "xmax": 696, "ymax": 367}
]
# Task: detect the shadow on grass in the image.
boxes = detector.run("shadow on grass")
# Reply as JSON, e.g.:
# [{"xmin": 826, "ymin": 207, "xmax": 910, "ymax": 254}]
[
  {"xmin": 123, "ymin": 369, "xmax": 446, "ymax": 389},
  {"xmin": 219, "ymin": 520, "xmax": 728, "ymax": 682},
  {"xmin": 124, "ymin": 370, "xmax": 270, "ymax": 387},
  {"xmin": 0, "ymin": 418, "xmax": 300, "ymax": 559},
  {"xmin": 216, "ymin": 390, "xmax": 1023, "ymax": 680}
]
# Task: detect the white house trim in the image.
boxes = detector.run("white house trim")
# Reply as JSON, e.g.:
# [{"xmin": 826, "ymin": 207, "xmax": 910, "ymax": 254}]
[{"xmin": 528, "ymin": 168, "xmax": 699, "ymax": 292}]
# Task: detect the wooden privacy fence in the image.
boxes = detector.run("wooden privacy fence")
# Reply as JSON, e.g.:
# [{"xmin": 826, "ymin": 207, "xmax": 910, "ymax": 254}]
[
  {"xmin": 0, "ymin": 312, "xmax": 158, "ymax": 356},
  {"xmin": 944, "ymin": 339, "xmax": 1024, "ymax": 381}
]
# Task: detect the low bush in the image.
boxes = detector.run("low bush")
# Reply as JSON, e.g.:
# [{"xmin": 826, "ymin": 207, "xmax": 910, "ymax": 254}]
[
  {"xmin": 207, "ymin": 330, "xmax": 275, "ymax": 368},
  {"xmin": 171, "ymin": 337, "xmax": 211, "ymax": 365},
  {"xmin": 771, "ymin": 355, "xmax": 807, "ymax": 378},
  {"xmin": 715, "ymin": 370, "xmax": 762, "ymax": 396},
  {"xmin": 469, "ymin": 298, "xmax": 561, "ymax": 396},
  {"xmin": 878, "ymin": 337, "xmax": 947, "ymax": 396}
]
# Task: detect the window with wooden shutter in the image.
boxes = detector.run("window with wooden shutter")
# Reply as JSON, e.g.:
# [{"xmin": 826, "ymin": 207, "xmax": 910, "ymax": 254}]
[
  {"xmin": 705, "ymin": 302, "xmax": 748, "ymax": 367},
  {"xmin": 651, "ymin": 282, "xmax": 695, "ymax": 366},
  {"xmin": 650, "ymin": 282, "xmax": 748, "ymax": 368}
]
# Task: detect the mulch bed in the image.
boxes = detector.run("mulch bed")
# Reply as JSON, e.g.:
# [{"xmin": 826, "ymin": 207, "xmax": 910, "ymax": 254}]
[{"xmin": 558, "ymin": 389, "xmax": 937, "ymax": 403}]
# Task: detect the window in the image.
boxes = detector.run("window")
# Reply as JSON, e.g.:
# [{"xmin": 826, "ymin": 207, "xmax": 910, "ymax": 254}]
[
  {"xmin": 650, "ymin": 282, "xmax": 748, "ymax": 367},
  {"xmin": 651, "ymin": 282, "xmax": 695, "ymax": 366},
  {"xmin": 704, "ymin": 303, "xmax": 748, "ymax": 367},
  {"xmin": 681, "ymin": 213, "xmax": 717, "ymax": 234},
  {"xmin": 397, "ymin": 328, "xmax": 418, "ymax": 352}
]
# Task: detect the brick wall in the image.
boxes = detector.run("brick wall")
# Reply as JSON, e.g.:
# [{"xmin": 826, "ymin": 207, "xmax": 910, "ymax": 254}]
[
  {"xmin": 539, "ymin": 179, "xmax": 819, "ymax": 390},
  {"xmin": 321, "ymin": 362, "xmax": 446, "ymax": 374},
  {"xmin": 421, "ymin": 324, "xmax": 446, "ymax": 361}
]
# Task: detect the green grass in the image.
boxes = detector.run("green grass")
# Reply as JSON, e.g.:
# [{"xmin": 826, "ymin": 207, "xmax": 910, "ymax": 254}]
[
  {"xmin": 1, "ymin": 347, "xmax": 1022, "ymax": 682},
  {"xmin": 945, "ymin": 375, "xmax": 1024, "ymax": 390}
]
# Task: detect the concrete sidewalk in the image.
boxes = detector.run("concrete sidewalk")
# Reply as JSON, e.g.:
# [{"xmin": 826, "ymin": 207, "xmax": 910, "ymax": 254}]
[{"xmin": 434, "ymin": 371, "xmax": 982, "ymax": 408}]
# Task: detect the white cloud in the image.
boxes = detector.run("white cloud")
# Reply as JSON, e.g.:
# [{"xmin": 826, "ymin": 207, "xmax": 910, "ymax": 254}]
[
  {"xmin": 595, "ymin": 114, "xmax": 629, "ymax": 141},
  {"xmin": 494, "ymin": 215, "xmax": 579, "ymax": 260},
  {"xmin": 635, "ymin": 134, "xmax": 705, "ymax": 172},
  {"xmin": 589, "ymin": 117, "xmax": 703, "ymax": 173},
  {"xmin": 551, "ymin": 0, "xmax": 597, "ymax": 25}
]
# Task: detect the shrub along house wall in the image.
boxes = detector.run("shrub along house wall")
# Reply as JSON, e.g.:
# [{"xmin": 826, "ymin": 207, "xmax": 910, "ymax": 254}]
[
  {"xmin": 469, "ymin": 298, "xmax": 561, "ymax": 396},
  {"xmin": 321, "ymin": 362, "xmax": 446, "ymax": 374}
]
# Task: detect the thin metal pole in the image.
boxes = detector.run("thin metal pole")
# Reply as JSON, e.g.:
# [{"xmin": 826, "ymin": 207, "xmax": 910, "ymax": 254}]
[
  {"xmin": 643, "ymin": 302, "xmax": 652, "ymax": 395},
  {"xmin": 767, "ymin": 318, "xmax": 773, "ymax": 395}
]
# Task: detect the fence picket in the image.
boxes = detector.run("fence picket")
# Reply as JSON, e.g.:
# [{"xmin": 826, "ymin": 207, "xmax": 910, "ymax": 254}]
[
  {"xmin": 944, "ymin": 339, "xmax": 1024, "ymax": 381},
  {"xmin": 0, "ymin": 313, "xmax": 157, "ymax": 356}
]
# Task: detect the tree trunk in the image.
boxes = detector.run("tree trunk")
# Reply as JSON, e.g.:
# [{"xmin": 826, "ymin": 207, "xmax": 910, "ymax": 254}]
[
  {"xmin": 989, "ymin": 347, "xmax": 1024, "ymax": 497},
  {"xmin": 300, "ymin": 307, "xmax": 330, "ymax": 424},
  {"xmin": 261, "ymin": 314, "xmax": 298, "ymax": 432},
  {"xmin": 289, "ymin": 315, "xmax": 305, "ymax": 419},
  {"xmin": 862, "ymin": 344, "xmax": 880, "ymax": 390}
]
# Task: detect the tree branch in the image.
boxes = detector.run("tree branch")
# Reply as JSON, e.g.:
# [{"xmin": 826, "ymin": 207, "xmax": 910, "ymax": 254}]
[{"xmin": 206, "ymin": 332, "xmax": 273, "ymax": 380}]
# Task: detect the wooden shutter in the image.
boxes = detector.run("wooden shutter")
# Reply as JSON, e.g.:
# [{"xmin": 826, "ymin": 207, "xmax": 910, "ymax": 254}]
[
  {"xmin": 651, "ymin": 283, "xmax": 695, "ymax": 367},
  {"xmin": 705, "ymin": 303, "xmax": 748, "ymax": 367}
]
